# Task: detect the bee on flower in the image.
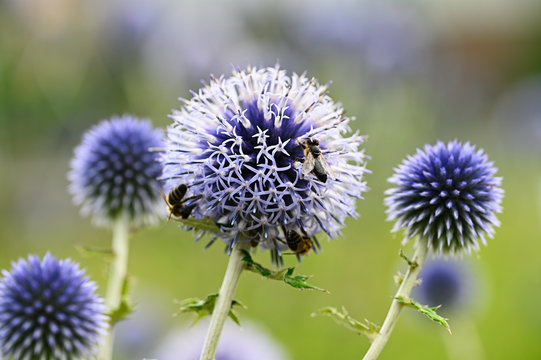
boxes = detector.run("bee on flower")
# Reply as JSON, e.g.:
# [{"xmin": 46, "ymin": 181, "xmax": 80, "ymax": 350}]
[{"xmin": 160, "ymin": 65, "xmax": 369, "ymax": 264}]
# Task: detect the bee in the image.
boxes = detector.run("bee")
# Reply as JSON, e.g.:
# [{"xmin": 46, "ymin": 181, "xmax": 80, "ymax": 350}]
[
  {"xmin": 284, "ymin": 228, "xmax": 313, "ymax": 256},
  {"xmin": 161, "ymin": 184, "xmax": 202, "ymax": 220},
  {"xmin": 297, "ymin": 138, "xmax": 334, "ymax": 183}
]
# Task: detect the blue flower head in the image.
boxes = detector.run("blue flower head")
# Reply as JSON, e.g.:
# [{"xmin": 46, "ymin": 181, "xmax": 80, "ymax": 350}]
[
  {"xmin": 385, "ymin": 140, "xmax": 503, "ymax": 254},
  {"xmin": 0, "ymin": 253, "xmax": 108, "ymax": 359},
  {"xmin": 160, "ymin": 65, "xmax": 369, "ymax": 262},
  {"xmin": 155, "ymin": 321, "xmax": 289, "ymax": 360},
  {"xmin": 69, "ymin": 115, "xmax": 166, "ymax": 226},
  {"xmin": 416, "ymin": 259, "xmax": 473, "ymax": 312}
]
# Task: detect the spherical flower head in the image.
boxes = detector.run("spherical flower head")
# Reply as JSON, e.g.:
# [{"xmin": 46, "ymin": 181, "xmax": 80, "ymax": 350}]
[
  {"xmin": 385, "ymin": 140, "xmax": 503, "ymax": 254},
  {"xmin": 155, "ymin": 321, "xmax": 289, "ymax": 360},
  {"xmin": 161, "ymin": 65, "xmax": 368, "ymax": 260},
  {"xmin": 0, "ymin": 253, "xmax": 108, "ymax": 359},
  {"xmin": 415, "ymin": 259, "xmax": 473, "ymax": 312},
  {"xmin": 69, "ymin": 115, "xmax": 166, "ymax": 226}
]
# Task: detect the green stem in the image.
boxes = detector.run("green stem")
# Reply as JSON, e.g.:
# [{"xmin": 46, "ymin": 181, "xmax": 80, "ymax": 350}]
[
  {"xmin": 199, "ymin": 242, "xmax": 250, "ymax": 360},
  {"xmin": 363, "ymin": 239, "xmax": 429, "ymax": 360},
  {"xmin": 98, "ymin": 217, "xmax": 130, "ymax": 360}
]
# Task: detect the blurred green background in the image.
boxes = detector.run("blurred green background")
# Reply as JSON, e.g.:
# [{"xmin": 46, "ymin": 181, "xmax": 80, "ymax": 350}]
[{"xmin": 1, "ymin": 0, "xmax": 541, "ymax": 359}]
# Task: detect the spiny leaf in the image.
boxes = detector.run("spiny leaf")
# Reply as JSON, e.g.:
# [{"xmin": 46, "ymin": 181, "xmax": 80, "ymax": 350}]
[
  {"xmin": 241, "ymin": 250, "xmax": 328, "ymax": 293},
  {"xmin": 241, "ymin": 251, "xmax": 273, "ymax": 277},
  {"xmin": 311, "ymin": 306, "xmax": 380, "ymax": 342},
  {"xmin": 108, "ymin": 276, "xmax": 134, "ymax": 326},
  {"xmin": 311, "ymin": 306, "xmax": 379, "ymax": 341},
  {"xmin": 395, "ymin": 296, "xmax": 451, "ymax": 333},
  {"xmin": 177, "ymin": 218, "xmax": 221, "ymax": 233},
  {"xmin": 108, "ymin": 298, "xmax": 135, "ymax": 326},
  {"xmin": 399, "ymin": 248, "xmax": 418, "ymax": 268},
  {"xmin": 176, "ymin": 293, "xmax": 246, "ymax": 326},
  {"xmin": 283, "ymin": 268, "xmax": 329, "ymax": 292}
]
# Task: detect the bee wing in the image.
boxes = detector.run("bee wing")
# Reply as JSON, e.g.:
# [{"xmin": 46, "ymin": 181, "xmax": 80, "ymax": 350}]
[
  {"xmin": 301, "ymin": 153, "xmax": 316, "ymax": 176},
  {"xmin": 319, "ymin": 154, "xmax": 336, "ymax": 180}
]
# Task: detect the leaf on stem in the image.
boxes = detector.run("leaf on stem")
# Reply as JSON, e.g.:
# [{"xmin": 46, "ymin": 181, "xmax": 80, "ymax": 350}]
[
  {"xmin": 108, "ymin": 276, "xmax": 135, "ymax": 326},
  {"xmin": 175, "ymin": 293, "xmax": 246, "ymax": 326},
  {"xmin": 311, "ymin": 306, "xmax": 380, "ymax": 342},
  {"xmin": 395, "ymin": 296, "xmax": 452, "ymax": 333},
  {"xmin": 241, "ymin": 250, "xmax": 329, "ymax": 293},
  {"xmin": 399, "ymin": 248, "xmax": 418, "ymax": 268}
]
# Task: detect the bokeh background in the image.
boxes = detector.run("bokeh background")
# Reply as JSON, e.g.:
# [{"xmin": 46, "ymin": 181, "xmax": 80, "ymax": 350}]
[{"xmin": 1, "ymin": 0, "xmax": 541, "ymax": 359}]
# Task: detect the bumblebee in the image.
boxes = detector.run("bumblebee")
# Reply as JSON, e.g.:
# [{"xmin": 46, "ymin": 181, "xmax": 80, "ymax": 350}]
[
  {"xmin": 161, "ymin": 184, "xmax": 202, "ymax": 220},
  {"xmin": 298, "ymin": 138, "xmax": 334, "ymax": 183}
]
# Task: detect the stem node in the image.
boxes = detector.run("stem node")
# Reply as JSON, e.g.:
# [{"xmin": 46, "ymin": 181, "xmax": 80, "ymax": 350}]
[{"xmin": 363, "ymin": 240, "xmax": 428, "ymax": 360}]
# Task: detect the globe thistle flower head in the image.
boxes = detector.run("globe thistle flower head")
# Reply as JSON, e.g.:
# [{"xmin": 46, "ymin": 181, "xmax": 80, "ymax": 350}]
[
  {"xmin": 416, "ymin": 259, "xmax": 473, "ymax": 312},
  {"xmin": 155, "ymin": 321, "xmax": 289, "ymax": 360},
  {"xmin": 161, "ymin": 65, "xmax": 368, "ymax": 262},
  {"xmin": 385, "ymin": 140, "xmax": 503, "ymax": 254},
  {"xmin": 69, "ymin": 115, "xmax": 166, "ymax": 226},
  {"xmin": 0, "ymin": 253, "xmax": 108, "ymax": 359}
]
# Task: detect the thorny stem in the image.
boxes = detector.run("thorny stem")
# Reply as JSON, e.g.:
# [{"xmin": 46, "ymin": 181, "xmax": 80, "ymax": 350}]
[
  {"xmin": 362, "ymin": 239, "xmax": 429, "ymax": 360},
  {"xmin": 98, "ymin": 217, "xmax": 130, "ymax": 360},
  {"xmin": 199, "ymin": 242, "xmax": 250, "ymax": 360}
]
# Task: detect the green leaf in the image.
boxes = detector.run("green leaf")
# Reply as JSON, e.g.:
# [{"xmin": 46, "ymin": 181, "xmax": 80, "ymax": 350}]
[
  {"xmin": 108, "ymin": 277, "xmax": 134, "ymax": 326},
  {"xmin": 176, "ymin": 293, "xmax": 246, "ymax": 326},
  {"xmin": 241, "ymin": 251, "xmax": 273, "ymax": 277},
  {"xmin": 241, "ymin": 250, "xmax": 328, "ymax": 293},
  {"xmin": 311, "ymin": 306, "xmax": 380, "ymax": 342},
  {"xmin": 108, "ymin": 298, "xmax": 135, "ymax": 326},
  {"xmin": 177, "ymin": 218, "xmax": 221, "ymax": 233},
  {"xmin": 283, "ymin": 268, "xmax": 329, "ymax": 292},
  {"xmin": 395, "ymin": 296, "xmax": 452, "ymax": 333}
]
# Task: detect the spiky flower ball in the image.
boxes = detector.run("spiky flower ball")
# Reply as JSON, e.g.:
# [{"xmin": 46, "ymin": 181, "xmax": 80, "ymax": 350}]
[
  {"xmin": 0, "ymin": 254, "xmax": 108, "ymax": 359},
  {"xmin": 69, "ymin": 115, "xmax": 165, "ymax": 226},
  {"xmin": 385, "ymin": 140, "xmax": 503, "ymax": 254},
  {"xmin": 161, "ymin": 65, "xmax": 368, "ymax": 261}
]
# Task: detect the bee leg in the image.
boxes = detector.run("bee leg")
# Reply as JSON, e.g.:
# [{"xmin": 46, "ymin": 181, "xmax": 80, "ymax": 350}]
[{"xmin": 293, "ymin": 157, "xmax": 305, "ymax": 163}]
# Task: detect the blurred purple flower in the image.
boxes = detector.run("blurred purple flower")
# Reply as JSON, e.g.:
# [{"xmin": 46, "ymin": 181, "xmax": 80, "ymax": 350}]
[
  {"xmin": 415, "ymin": 258, "xmax": 474, "ymax": 312},
  {"xmin": 154, "ymin": 320, "xmax": 289, "ymax": 360},
  {"xmin": 293, "ymin": 2, "xmax": 430, "ymax": 77},
  {"xmin": 493, "ymin": 75, "xmax": 541, "ymax": 152},
  {"xmin": 112, "ymin": 292, "xmax": 168, "ymax": 359},
  {"xmin": 69, "ymin": 115, "xmax": 165, "ymax": 226}
]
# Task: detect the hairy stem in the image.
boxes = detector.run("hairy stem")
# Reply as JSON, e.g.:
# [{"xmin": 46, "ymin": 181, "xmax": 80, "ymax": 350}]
[
  {"xmin": 363, "ymin": 239, "xmax": 428, "ymax": 360},
  {"xmin": 199, "ymin": 242, "xmax": 250, "ymax": 360},
  {"xmin": 98, "ymin": 217, "xmax": 130, "ymax": 360}
]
